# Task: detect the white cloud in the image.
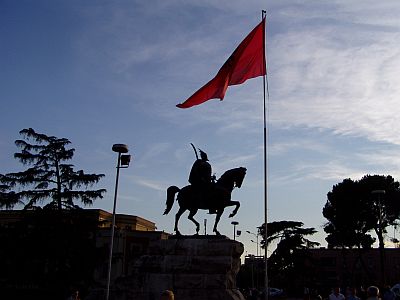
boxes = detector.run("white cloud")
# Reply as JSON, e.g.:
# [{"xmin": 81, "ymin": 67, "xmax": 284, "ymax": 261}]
[
  {"xmin": 139, "ymin": 142, "xmax": 172, "ymax": 163},
  {"xmin": 270, "ymin": 141, "xmax": 400, "ymax": 184},
  {"xmin": 271, "ymin": 160, "xmax": 364, "ymax": 184},
  {"xmin": 269, "ymin": 138, "xmax": 330, "ymax": 156},
  {"xmin": 133, "ymin": 177, "xmax": 166, "ymax": 192},
  {"xmin": 268, "ymin": 13, "xmax": 400, "ymax": 146},
  {"xmin": 213, "ymin": 153, "xmax": 258, "ymax": 174}
]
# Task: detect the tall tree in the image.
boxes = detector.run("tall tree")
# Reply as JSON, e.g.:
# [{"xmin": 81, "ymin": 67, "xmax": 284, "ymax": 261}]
[
  {"xmin": 0, "ymin": 180, "xmax": 20, "ymax": 209},
  {"xmin": 323, "ymin": 175, "xmax": 400, "ymax": 249},
  {"xmin": 0, "ymin": 128, "xmax": 106, "ymax": 210},
  {"xmin": 323, "ymin": 174, "xmax": 400, "ymax": 285},
  {"xmin": 258, "ymin": 221, "xmax": 319, "ymax": 292},
  {"xmin": 323, "ymin": 178, "xmax": 375, "ymax": 249}
]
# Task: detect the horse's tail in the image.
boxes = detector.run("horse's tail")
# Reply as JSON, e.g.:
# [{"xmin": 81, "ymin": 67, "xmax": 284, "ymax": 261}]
[{"xmin": 164, "ymin": 185, "xmax": 180, "ymax": 215}]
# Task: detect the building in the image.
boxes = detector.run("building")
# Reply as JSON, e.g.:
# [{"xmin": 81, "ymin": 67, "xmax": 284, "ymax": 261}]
[
  {"xmin": 307, "ymin": 247, "xmax": 400, "ymax": 288},
  {"xmin": 0, "ymin": 208, "xmax": 169, "ymax": 298},
  {"xmin": 240, "ymin": 247, "xmax": 400, "ymax": 296},
  {"xmin": 89, "ymin": 209, "xmax": 170, "ymax": 285},
  {"xmin": 0, "ymin": 208, "xmax": 156, "ymax": 228}
]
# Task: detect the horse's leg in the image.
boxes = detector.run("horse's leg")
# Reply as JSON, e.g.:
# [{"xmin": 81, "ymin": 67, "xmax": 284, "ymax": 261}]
[
  {"xmin": 213, "ymin": 209, "xmax": 223, "ymax": 235},
  {"xmin": 187, "ymin": 209, "xmax": 200, "ymax": 235},
  {"xmin": 174, "ymin": 207, "xmax": 186, "ymax": 236},
  {"xmin": 228, "ymin": 200, "xmax": 240, "ymax": 218}
]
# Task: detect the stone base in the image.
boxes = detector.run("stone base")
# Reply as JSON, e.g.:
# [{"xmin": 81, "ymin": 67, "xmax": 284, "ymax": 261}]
[{"xmin": 116, "ymin": 236, "xmax": 245, "ymax": 300}]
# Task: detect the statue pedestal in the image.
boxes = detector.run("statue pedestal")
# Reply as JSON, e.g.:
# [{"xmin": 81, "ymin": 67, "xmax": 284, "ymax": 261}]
[{"xmin": 122, "ymin": 236, "xmax": 245, "ymax": 300}]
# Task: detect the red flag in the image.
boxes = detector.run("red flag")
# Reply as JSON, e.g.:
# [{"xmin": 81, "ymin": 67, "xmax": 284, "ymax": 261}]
[{"xmin": 176, "ymin": 18, "xmax": 266, "ymax": 109}]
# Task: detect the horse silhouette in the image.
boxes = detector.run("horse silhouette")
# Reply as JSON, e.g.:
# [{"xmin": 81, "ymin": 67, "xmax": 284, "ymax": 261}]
[{"xmin": 164, "ymin": 167, "xmax": 246, "ymax": 235}]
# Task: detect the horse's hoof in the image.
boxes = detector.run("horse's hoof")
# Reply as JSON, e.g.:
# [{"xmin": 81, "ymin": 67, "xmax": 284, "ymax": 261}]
[
  {"xmin": 214, "ymin": 230, "xmax": 221, "ymax": 236},
  {"xmin": 175, "ymin": 231, "xmax": 182, "ymax": 236}
]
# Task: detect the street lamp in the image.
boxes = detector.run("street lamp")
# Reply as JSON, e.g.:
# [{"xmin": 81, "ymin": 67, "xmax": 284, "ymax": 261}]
[
  {"xmin": 231, "ymin": 221, "xmax": 239, "ymax": 241},
  {"xmin": 247, "ymin": 230, "xmax": 260, "ymax": 256},
  {"xmin": 106, "ymin": 144, "xmax": 131, "ymax": 300},
  {"xmin": 251, "ymin": 240, "xmax": 260, "ymax": 256},
  {"xmin": 247, "ymin": 230, "xmax": 261, "ymax": 290}
]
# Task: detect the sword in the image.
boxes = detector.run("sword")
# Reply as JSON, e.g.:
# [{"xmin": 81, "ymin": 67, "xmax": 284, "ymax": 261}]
[{"xmin": 190, "ymin": 143, "xmax": 199, "ymax": 160}]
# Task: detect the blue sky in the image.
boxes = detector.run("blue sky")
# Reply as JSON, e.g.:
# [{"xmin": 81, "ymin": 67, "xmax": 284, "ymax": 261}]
[{"xmin": 2, "ymin": 0, "xmax": 400, "ymax": 256}]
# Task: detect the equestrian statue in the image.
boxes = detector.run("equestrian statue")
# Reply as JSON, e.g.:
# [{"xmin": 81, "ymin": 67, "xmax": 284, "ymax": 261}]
[{"xmin": 164, "ymin": 144, "xmax": 247, "ymax": 236}]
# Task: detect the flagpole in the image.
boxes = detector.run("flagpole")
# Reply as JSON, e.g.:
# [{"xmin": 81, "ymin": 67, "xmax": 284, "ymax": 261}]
[{"xmin": 261, "ymin": 10, "xmax": 269, "ymax": 300}]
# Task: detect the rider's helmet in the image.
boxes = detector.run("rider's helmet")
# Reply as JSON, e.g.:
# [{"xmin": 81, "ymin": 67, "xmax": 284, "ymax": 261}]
[{"xmin": 199, "ymin": 149, "xmax": 209, "ymax": 161}]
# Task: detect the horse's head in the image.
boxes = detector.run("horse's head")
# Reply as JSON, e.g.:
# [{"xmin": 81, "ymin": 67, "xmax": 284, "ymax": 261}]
[
  {"xmin": 217, "ymin": 167, "xmax": 247, "ymax": 190},
  {"xmin": 234, "ymin": 167, "xmax": 247, "ymax": 188}
]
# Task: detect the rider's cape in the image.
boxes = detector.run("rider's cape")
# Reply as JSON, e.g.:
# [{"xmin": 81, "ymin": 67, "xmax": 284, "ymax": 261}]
[{"xmin": 189, "ymin": 159, "xmax": 212, "ymax": 186}]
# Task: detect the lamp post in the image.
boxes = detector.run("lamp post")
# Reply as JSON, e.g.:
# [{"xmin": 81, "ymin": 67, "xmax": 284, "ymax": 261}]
[
  {"xmin": 231, "ymin": 221, "xmax": 239, "ymax": 241},
  {"xmin": 251, "ymin": 240, "xmax": 260, "ymax": 256},
  {"xmin": 247, "ymin": 230, "xmax": 260, "ymax": 256},
  {"xmin": 248, "ymin": 230, "xmax": 261, "ymax": 290},
  {"xmin": 106, "ymin": 144, "xmax": 131, "ymax": 300}
]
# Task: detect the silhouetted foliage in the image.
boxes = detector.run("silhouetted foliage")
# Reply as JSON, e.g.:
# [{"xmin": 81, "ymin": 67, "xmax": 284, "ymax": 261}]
[
  {"xmin": 259, "ymin": 221, "xmax": 319, "ymax": 249},
  {"xmin": 0, "ymin": 179, "xmax": 20, "ymax": 209},
  {"xmin": 258, "ymin": 221, "xmax": 319, "ymax": 294},
  {"xmin": 323, "ymin": 175, "xmax": 400, "ymax": 249},
  {"xmin": 323, "ymin": 175, "xmax": 400, "ymax": 285},
  {"xmin": 323, "ymin": 178, "xmax": 375, "ymax": 249},
  {"xmin": 0, "ymin": 128, "xmax": 106, "ymax": 210}
]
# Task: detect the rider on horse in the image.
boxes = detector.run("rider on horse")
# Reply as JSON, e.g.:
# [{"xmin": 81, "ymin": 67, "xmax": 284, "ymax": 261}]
[{"xmin": 188, "ymin": 147, "xmax": 216, "ymax": 214}]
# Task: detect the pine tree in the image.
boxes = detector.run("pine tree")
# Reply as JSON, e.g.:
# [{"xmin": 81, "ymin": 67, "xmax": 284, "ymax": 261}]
[
  {"xmin": 0, "ymin": 128, "xmax": 106, "ymax": 210},
  {"xmin": 258, "ymin": 221, "xmax": 319, "ymax": 291},
  {"xmin": 323, "ymin": 174, "xmax": 400, "ymax": 285}
]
